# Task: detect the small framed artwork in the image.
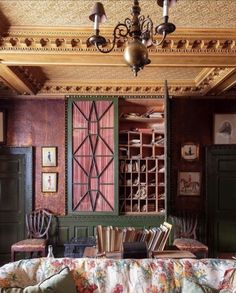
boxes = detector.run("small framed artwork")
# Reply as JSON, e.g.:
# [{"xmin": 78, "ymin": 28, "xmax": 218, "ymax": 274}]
[
  {"xmin": 42, "ymin": 147, "xmax": 57, "ymax": 167},
  {"xmin": 214, "ymin": 114, "xmax": 236, "ymax": 144},
  {"xmin": 0, "ymin": 111, "xmax": 6, "ymax": 145},
  {"xmin": 178, "ymin": 171, "xmax": 201, "ymax": 196},
  {"xmin": 181, "ymin": 142, "xmax": 199, "ymax": 161},
  {"xmin": 42, "ymin": 172, "xmax": 57, "ymax": 193}
]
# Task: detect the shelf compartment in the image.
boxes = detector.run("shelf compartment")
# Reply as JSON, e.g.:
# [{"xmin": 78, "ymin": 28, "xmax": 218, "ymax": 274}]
[{"xmin": 118, "ymin": 99, "xmax": 166, "ymax": 216}]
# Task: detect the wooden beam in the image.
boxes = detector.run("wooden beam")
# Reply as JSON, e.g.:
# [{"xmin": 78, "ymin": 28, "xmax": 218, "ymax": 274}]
[
  {"xmin": 0, "ymin": 64, "xmax": 37, "ymax": 95},
  {"xmin": 1, "ymin": 51, "xmax": 236, "ymax": 67},
  {"xmin": 208, "ymin": 70, "xmax": 236, "ymax": 95}
]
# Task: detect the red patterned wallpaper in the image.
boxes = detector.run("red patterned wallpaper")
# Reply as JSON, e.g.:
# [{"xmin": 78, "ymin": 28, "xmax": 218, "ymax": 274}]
[{"xmin": 2, "ymin": 98, "xmax": 66, "ymax": 215}]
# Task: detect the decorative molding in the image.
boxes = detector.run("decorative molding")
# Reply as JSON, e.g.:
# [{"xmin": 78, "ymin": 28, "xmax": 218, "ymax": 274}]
[
  {"xmin": 208, "ymin": 70, "xmax": 236, "ymax": 95},
  {"xmin": 1, "ymin": 0, "xmax": 236, "ymax": 99},
  {"xmin": 1, "ymin": 30, "xmax": 236, "ymax": 53},
  {"xmin": 38, "ymin": 68, "xmax": 228, "ymax": 96},
  {"xmin": 9, "ymin": 66, "xmax": 47, "ymax": 94},
  {"xmin": 197, "ymin": 68, "xmax": 236, "ymax": 95},
  {"xmin": 0, "ymin": 67, "xmax": 232, "ymax": 97},
  {"xmin": 1, "ymin": 66, "xmax": 235, "ymax": 97},
  {"xmin": 1, "ymin": 29, "xmax": 236, "ymax": 97}
]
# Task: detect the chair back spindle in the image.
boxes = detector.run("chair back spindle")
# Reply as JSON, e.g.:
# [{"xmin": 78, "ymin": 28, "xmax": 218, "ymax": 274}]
[{"xmin": 11, "ymin": 209, "xmax": 53, "ymax": 261}]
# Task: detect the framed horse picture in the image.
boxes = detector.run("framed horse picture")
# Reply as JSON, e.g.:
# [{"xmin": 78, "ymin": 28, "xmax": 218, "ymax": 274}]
[{"xmin": 178, "ymin": 171, "xmax": 201, "ymax": 196}]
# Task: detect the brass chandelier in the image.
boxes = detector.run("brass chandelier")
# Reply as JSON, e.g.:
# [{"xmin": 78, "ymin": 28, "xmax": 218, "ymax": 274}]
[{"xmin": 88, "ymin": 0, "xmax": 177, "ymax": 76}]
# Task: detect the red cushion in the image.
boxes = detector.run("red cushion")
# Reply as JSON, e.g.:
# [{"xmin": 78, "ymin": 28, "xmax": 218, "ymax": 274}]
[{"xmin": 12, "ymin": 238, "xmax": 46, "ymax": 249}]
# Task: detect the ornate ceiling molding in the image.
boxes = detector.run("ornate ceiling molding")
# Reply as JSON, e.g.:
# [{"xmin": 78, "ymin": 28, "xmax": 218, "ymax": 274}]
[
  {"xmin": 1, "ymin": 29, "xmax": 236, "ymax": 54},
  {"xmin": 1, "ymin": 29, "xmax": 236, "ymax": 97},
  {"xmin": 36, "ymin": 67, "xmax": 229, "ymax": 96}
]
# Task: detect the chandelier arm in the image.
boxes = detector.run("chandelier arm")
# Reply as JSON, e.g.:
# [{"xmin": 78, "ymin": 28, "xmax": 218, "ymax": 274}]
[
  {"xmin": 124, "ymin": 18, "xmax": 132, "ymax": 30},
  {"xmin": 140, "ymin": 17, "xmax": 153, "ymax": 40},
  {"xmin": 95, "ymin": 22, "xmax": 130, "ymax": 54},
  {"xmin": 114, "ymin": 22, "xmax": 130, "ymax": 38},
  {"xmin": 153, "ymin": 31, "xmax": 167, "ymax": 46},
  {"xmin": 140, "ymin": 16, "xmax": 153, "ymax": 31},
  {"xmin": 95, "ymin": 41, "xmax": 116, "ymax": 53},
  {"xmin": 138, "ymin": 15, "xmax": 145, "ymax": 23}
]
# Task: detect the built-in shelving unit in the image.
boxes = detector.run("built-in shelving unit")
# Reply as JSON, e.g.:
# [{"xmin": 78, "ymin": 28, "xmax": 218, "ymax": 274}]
[{"xmin": 119, "ymin": 98, "xmax": 165, "ymax": 215}]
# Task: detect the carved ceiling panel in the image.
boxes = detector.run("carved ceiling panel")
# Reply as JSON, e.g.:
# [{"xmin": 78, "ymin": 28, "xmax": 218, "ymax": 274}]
[
  {"xmin": 0, "ymin": 0, "xmax": 236, "ymax": 98},
  {"xmin": 42, "ymin": 66, "xmax": 202, "ymax": 81}
]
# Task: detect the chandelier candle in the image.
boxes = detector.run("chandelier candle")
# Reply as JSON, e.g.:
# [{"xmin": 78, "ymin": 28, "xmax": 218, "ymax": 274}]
[{"xmin": 88, "ymin": 0, "xmax": 177, "ymax": 76}]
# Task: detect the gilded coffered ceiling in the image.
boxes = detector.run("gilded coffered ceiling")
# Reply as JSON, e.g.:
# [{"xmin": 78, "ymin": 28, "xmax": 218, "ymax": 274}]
[{"xmin": 1, "ymin": 0, "xmax": 236, "ymax": 98}]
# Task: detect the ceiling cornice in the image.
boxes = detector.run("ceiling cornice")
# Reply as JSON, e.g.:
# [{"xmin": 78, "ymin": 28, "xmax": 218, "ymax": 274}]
[
  {"xmin": 1, "ymin": 28, "xmax": 236, "ymax": 96},
  {"xmin": 1, "ymin": 28, "xmax": 236, "ymax": 51}
]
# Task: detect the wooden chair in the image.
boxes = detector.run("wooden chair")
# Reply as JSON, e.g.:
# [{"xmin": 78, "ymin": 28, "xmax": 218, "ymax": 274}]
[
  {"xmin": 172, "ymin": 211, "xmax": 208, "ymax": 258},
  {"xmin": 11, "ymin": 209, "xmax": 52, "ymax": 261}
]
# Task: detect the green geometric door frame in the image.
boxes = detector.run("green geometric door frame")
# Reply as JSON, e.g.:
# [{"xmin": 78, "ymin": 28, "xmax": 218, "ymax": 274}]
[{"xmin": 67, "ymin": 96, "xmax": 118, "ymax": 215}]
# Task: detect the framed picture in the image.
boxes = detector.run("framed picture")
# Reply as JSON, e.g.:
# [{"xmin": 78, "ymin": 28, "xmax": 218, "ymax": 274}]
[
  {"xmin": 42, "ymin": 172, "xmax": 57, "ymax": 193},
  {"xmin": 0, "ymin": 111, "xmax": 6, "ymax": 145},
  {"xmin": 181, "ymin": 142, "xmax": 199, "ymax": 161},
  {"xmin": 178, "ymin": 171, "xmax": 201, "ymax": 196},
  {"xmin": 214, "ymin": 114, "xmax": 236, "ymax": 144},
  {"xmin": 42, "ymin": 147, "xmax": 57, "ymax": 167}
]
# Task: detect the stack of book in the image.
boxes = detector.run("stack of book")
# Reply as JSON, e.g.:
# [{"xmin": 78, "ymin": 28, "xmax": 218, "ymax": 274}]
[
  {"xmin": 96, "ymin": 226, "xmax": 124, "ymax": 253},
  {"xmin": 145, "ymin": 222, "xmax": 172, "ymax": 252},
  {"xmin": 96, "ymin": 222, "xmax": 172, "ymax": 254}
]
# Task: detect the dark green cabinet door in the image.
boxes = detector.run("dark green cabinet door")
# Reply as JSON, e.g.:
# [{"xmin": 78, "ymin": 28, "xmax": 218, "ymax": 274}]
[
  {"xmin": 0, "ymin": 147, "xmax": 32, "ymax": 265},
  {"xmin": 67, "ymin": 97, "xmax": 119, "ymax": 215},
  {"xmin": 206, "ymin": 146, "xmax": 236, "ymax": 257}
]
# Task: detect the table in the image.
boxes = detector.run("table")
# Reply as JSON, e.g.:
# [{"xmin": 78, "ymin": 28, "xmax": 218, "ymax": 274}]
[
  {"xmin": 152, "ymin": 250, "xmax": 196, "ymax": 259},
  {"xmin": 83, "ymin": 247, "xmax": 196, "ymax": 259}
]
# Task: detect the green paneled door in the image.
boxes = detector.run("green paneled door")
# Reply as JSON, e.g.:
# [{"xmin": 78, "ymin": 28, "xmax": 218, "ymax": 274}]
[
  {"xmin": 0, "ymin": 147, "xmax": 32, "ymax": 265},
  {"xmin": 206, "ymin": 146, "xmax": 236, "ymax": 257}
]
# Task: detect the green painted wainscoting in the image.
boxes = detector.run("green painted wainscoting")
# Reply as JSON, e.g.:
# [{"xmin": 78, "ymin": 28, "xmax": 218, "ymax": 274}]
[{"xmin": 53, "ymin": 214, "xmax": 165, "ymax": 256}]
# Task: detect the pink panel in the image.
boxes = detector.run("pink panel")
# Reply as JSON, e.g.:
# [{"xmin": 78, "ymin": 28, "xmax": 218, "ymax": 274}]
[
  {"xmin": 90, "ymin": 162, "xmax": 99, "ymax": 177},
  {"xmin": 73, "ymin": 158, "xmax": 90, "ymax": 184},
  {"xmin": 89, "ymin": 136, "xmax": 113, "ymax": 156},
  {"xmin": 98, "ymin": 184, "xmax": 114, "ymax": 211},
  {"xmin": 99, "ymin": 102, "xmax": 114, "ymax": 128},
  {"xmin": 90, "ymin": 177, "xmax": 99, "ymax": 191},
  {"xmin": 99, "ymin": 160, "xmax": 114, "ymax": 183},
  {"xmin": 89, "ymin": 135, "xmax": 98, "ymax": 153},
  {"xmin": 100, "ymin": 129, "xmax": 114, "ymax": 151},
  {"xmin": 89, "ymin": 121, "xmax": 98, "ymax": 135},
  {"xmin": 72, "ymin": 100, "xmax": 115, "ymax": 212},
  {"xmin": 73, "ymin": 101, "xmax": 90, "ymax": 128},
  {"xmin": 95, "ymin": 101, "xmax": 112, "ymax": 118},
  {"xmin": 89, "ymin": 105, "xmax": 98, "ymax": 122},
  {"xmin": 73, "ymin": 129, "xmax": 91, "ymax": 155},
  {"xmin": 73, "ymin": 184, "xmax": 92, "ymax": 212}
]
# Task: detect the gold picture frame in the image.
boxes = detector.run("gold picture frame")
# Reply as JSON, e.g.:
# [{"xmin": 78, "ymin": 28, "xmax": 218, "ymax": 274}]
[
  {"xmin": 42, "ymin": 146, "xmax": 57, "ymax": 167},
  {"xmin": 42, "ymin": 172, "xmax": 57, "ymax": 193},
  {"xmin": 181, "ymin": 142, "xmax": 199, "ymax": 161}
]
